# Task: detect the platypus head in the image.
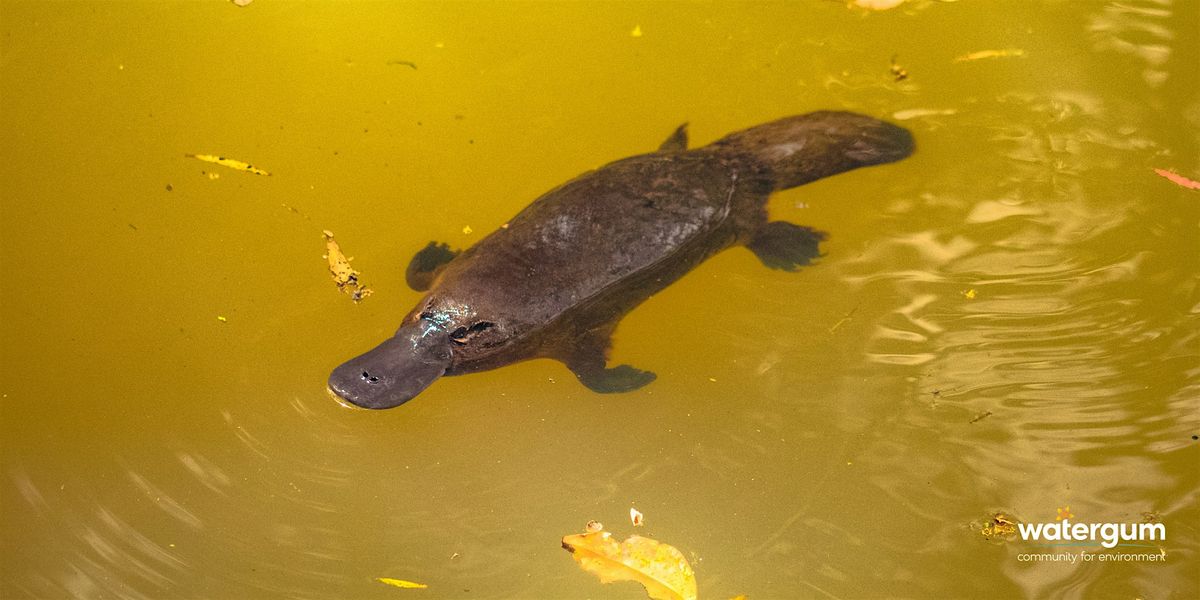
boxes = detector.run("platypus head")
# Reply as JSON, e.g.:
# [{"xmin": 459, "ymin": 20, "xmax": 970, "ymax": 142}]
[{"xmin": 328, "ymin": 318, "xmax": 453, "ymax": 409}]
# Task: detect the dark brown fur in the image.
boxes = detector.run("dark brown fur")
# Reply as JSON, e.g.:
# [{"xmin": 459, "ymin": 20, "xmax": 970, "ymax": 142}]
[{"xmin": 329, "ymin": 112, "xmax": 913, "ymax": 409}]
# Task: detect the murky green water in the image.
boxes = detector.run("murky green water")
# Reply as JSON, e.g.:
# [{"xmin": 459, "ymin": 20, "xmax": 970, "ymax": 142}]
[{"xmin": 2, "ymin": 1, "xmax": 1197, "ymax": 598}]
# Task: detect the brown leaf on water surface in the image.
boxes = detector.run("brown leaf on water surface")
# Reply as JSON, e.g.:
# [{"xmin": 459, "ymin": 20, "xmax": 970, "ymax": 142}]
[
  {"xmin": 323, "ymin": 230, "xmax": 373, "ymax": 302},
  {"xmin": 562, "ymin": 530, "xmax": 696, "ymax": 600},
  {"xmin": 1153, "ymin": 168, "xmax": 1200, "ymax": 190}
]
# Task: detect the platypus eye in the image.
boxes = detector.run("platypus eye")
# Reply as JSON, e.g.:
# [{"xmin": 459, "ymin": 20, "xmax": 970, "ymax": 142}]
[
  {"xmin": 449, "ymin": 321, "xmax": 495, "ymax": 345},
  {"xmin": 361, "ymin": 371, "xmax": 381, "ymax": 384}
]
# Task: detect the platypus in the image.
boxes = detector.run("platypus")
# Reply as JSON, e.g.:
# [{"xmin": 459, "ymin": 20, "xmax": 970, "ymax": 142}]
[{"xmin": 329, "ymin": 111, "xmax": 913, "ymax": 409}]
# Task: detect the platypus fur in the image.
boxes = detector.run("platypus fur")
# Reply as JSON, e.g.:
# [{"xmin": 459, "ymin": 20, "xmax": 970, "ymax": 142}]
[{"xmin": 328, "ymin": 111, "xmax": 913, "ymax": 409}]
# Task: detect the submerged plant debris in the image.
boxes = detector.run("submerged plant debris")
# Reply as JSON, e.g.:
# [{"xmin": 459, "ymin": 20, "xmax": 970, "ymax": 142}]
[
  {"xmin": 969, "ymin": 410, "xmax": 993, "ymax": 423},
  {"xmin": 562, "ymin": 526, "xmax": 696, "ymax": 600},
  {"xmin": 953, "ymin": 48, "xmax": 1026, "ymax": 62},
  {"xmin": 892, "ymin": 108, "xmax": 958, "ymax": 120},
  {"xmin": 185, "ymin": 153, "xmax": 271, "ymax": 176},
  {"xmin": 889, "ymin": 54, "xmax": 909, "ymax": 81},
  {"xmin": 375, "ymin": 577, "xmax": 427, "ymax": 589},
  {"xmin": 975, "ymin": 511, "xmax": 1021, "ymax": 543},
  {"xmin": 852, "ymin": 0, "xmax": 906, "ymax": 10},
  {"xmin": 323, "ymin": 230, "xmax": 373, "ymax": 302},
  {"xmin": 1153, "ymin": 168, "xmax": 1200, "ymax": 190}
]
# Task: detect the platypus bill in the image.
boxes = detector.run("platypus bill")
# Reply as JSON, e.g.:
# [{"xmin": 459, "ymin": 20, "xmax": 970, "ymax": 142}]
[{"xmin": 329, "ymin": 111, "xmax": 913, "ymax": 409}]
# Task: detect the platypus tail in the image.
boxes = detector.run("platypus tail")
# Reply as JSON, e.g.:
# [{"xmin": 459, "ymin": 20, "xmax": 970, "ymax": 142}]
[{"xmin": 708, "ymin": 111, "xmax": 913, "ymax": 191}]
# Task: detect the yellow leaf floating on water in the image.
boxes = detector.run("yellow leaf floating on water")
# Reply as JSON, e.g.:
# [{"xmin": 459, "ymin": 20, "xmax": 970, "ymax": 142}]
[
  {"xmin": 562, "ymin": 530, "xmax": 696, "ymax": 600},
  {"xmin": 1153, "ymin": 168, "xmax": 1200, "ymax": 190},
  {"xmin": 953, "ymin": 48, "xmax": 1026, "ymax": 63},
  {"xmin": 323, "ymin": 230, "xmax": 373, "ymax": 302},
  {"xmin": 375, "ymin": 577, "xmax": 427, "ymax": 589},
  {"xmin": 852, "ymin": 0, "xmax": 906, "ymax": 10},
  {"xmin": 892, "ymin": 108, "xmax": 958, "ymax": 121},
  {"xmin": 185, "ymin": 153, "xmax": 271, "ymax": 176}
]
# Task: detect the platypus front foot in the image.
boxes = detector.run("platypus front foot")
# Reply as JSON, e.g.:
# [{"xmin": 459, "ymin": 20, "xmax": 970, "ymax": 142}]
[
  {"xmin": 746, "ymin": 221, "xmax": 826, "ymax": 271},
  {"xmin": 572, "ymin": 364, "xmax": 657, "ymax": 394}
]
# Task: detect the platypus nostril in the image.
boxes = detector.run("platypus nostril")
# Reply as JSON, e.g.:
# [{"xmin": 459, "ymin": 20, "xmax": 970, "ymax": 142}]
[{"xmin": 361, "ymin": 371, "xmax": 380, "ymax": 384}]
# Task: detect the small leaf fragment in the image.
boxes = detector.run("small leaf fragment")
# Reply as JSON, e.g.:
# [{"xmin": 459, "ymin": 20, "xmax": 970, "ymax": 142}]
[
  {"xmin": 953, "ymin": 48, "xmax": 1026, "ymax": 62},
  {"xmin": 185, "ymin": 153, "xmax": 271, "ymax": 176},
  {"xmin": 323, "ymin": 230, "xmax": 373, "ymax": 302},
  {"xmin": 375, "ymin": 577, "xmax": 428, "ymax": 589},
  {"xmin": 889, "ymin": 54, "xmax": 908, "ymax": 82},
  {"xmin": 892, "ymin": 108, "xmax": 958, "ymax": 120},
  {"xmin": 1153, "ymin": 168, "xmax": 1200, "ymax": 190},
  {"xmin": 852, "ymin": 0, "xmax": 906, "ymax": 10},
  {"xmin": 562, "ymin": 530, "xmax": 696, "ymax": 600}
]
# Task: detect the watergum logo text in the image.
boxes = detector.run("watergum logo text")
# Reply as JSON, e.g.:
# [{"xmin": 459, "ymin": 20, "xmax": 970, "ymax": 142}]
[{"xmin": 1018, "ymin": 519, "xmax": 1165, "ymax": 549}]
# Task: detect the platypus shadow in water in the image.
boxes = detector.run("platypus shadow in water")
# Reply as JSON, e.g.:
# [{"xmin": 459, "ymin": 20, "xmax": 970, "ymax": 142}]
[{"xmin": 329, "ymin": 111, "xmax": 913, "ymax": 409}]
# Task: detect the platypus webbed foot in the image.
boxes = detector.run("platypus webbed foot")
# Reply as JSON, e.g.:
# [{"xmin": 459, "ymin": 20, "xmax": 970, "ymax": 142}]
[
  {"xmin": 747, "ymin": 221, "xmax": 826, "ymax": 271},
  {"xmin": 556, "ymin": 325, "xmax": 656, "ymax": 394},
  {"xmin": 406, "ymin": 241, "xmax": 460, "ymax": 291},
  {"xmin": 573, "ymin": 364, "xmax": 657, "ymax": 393}
]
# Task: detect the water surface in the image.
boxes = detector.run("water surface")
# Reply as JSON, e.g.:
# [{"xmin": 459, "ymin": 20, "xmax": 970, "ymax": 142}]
[{"xmin": 2, "ymin": 1, "xmax": 1197, "ymax": 598}]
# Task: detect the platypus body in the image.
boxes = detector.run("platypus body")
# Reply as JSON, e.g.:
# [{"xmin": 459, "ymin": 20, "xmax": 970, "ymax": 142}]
[{"xmin": 329, "ymin": 111, "xmax": 913, "ymax": 409}]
